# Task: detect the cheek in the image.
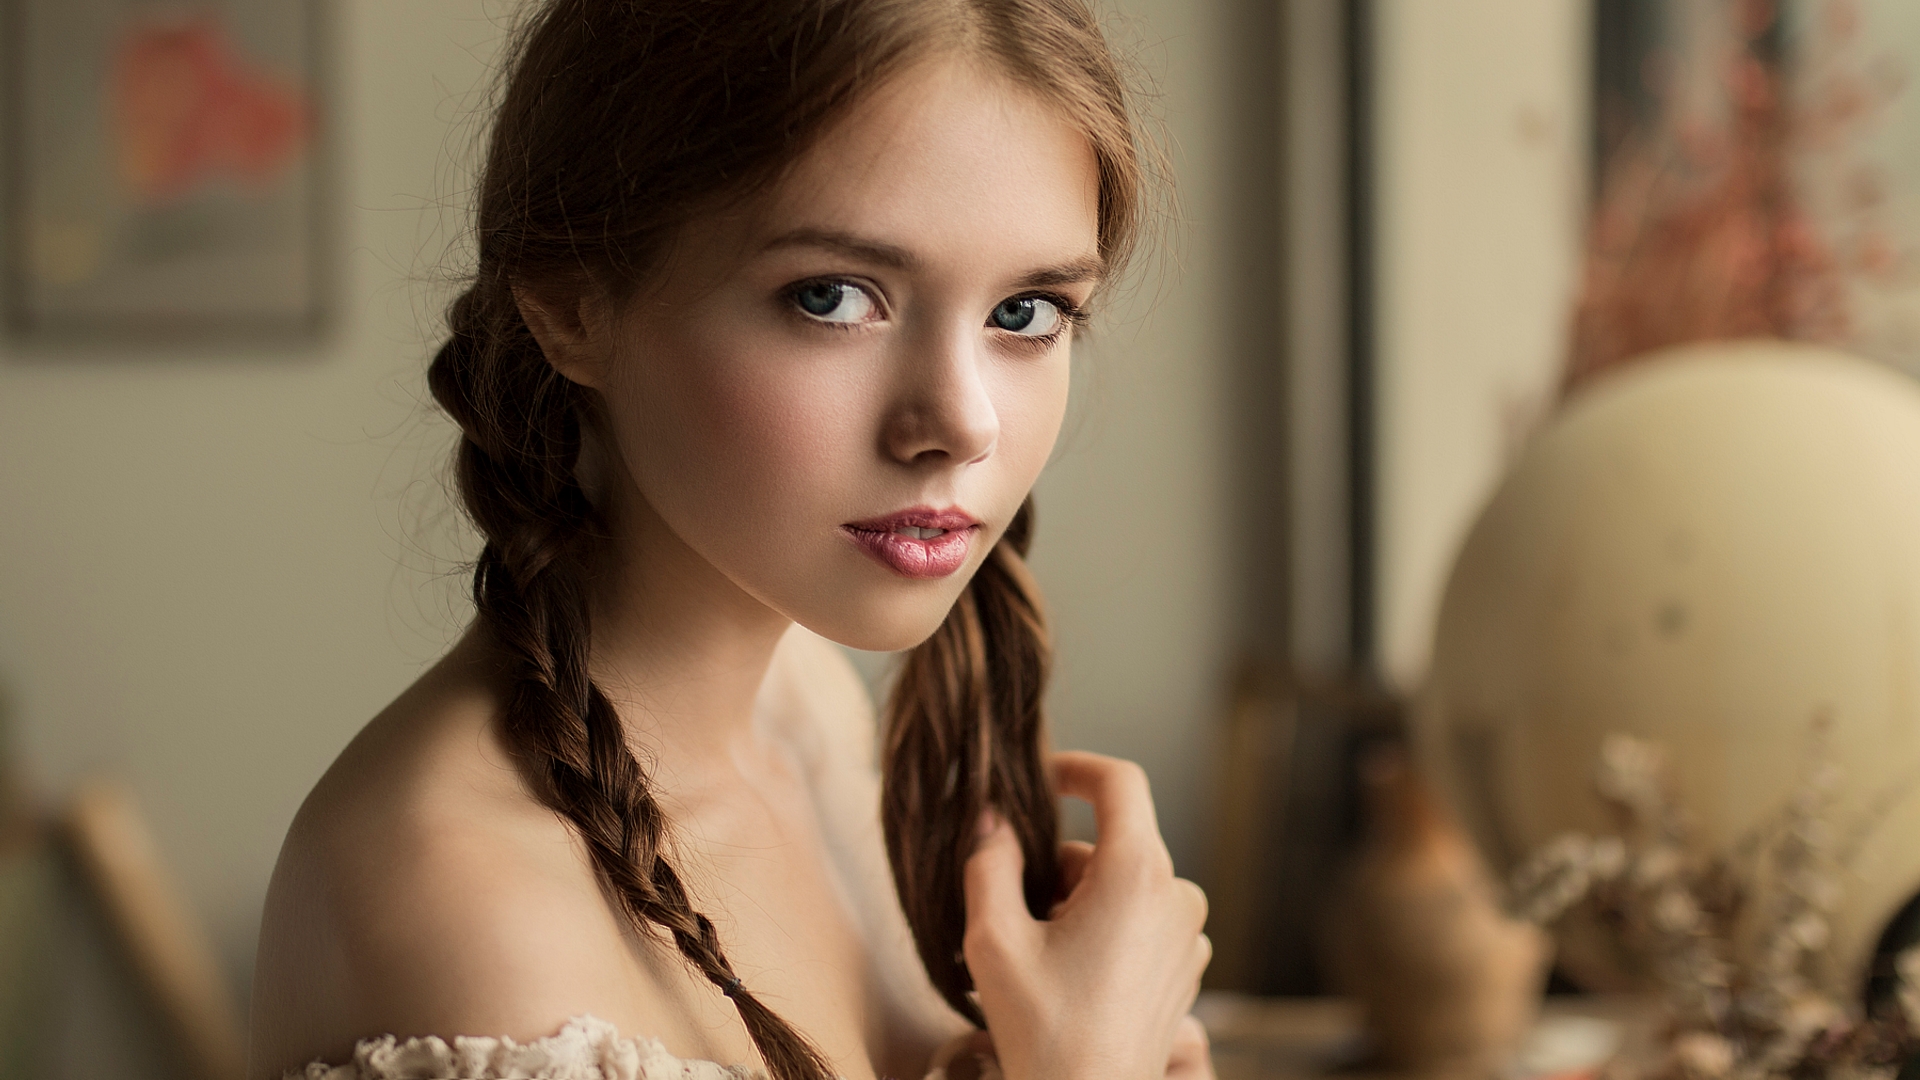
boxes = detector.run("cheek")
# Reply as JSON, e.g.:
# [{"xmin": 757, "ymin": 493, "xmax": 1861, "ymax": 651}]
[
  {"xmin": 608, "ymin": 328, "xmax": 873, "ymax": 527},
  {"xmin": 990, "ymin": 351, "xmax": 1073, "ymax": 485}
]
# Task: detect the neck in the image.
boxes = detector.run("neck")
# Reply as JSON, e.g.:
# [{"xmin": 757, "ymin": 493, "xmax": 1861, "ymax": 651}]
[{"xmin": 586, "ymin": 486, "xmax": 792, "ymax": 773}]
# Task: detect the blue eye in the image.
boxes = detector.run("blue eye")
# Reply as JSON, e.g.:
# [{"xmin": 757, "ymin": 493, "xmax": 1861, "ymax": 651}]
[
  {"xmin": 990, "ymin": 296, "xmax": 1063, "ymax": 337},
  {"xmin": 791, "ymin": 280, "xmax": 878, "ymax": 324}
]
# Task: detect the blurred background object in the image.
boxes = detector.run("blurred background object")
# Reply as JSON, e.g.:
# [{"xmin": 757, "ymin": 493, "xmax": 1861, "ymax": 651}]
[
  {"xmin": 4, "ymin": 0, "xmax": 325, "ymax": 340},
  {"xmin": 1322, "ymin": 745, "xmax": 1550, "ymax": 1076},
  {"xmin": 65, "ymin": 778, "xmax": 247, "ymax": 1080},
  {"xmin": 1415, "ymin": 341, "xmax": 1920, "ymax": 992},
  {"xmin": 1408, "ymin": 0, "xmax": 1920, "ymax": 1011},
  {"xmin": 0, "ymin": 686, "xmax": 244, "ymax": 1078},
  {"xmin": 1493, "ymin": 732, "xmax": 1920, "ymax": 1080},
  {"xmin": 1573, "ymin": 0, "xmax": 1920, "ymax": 391}
]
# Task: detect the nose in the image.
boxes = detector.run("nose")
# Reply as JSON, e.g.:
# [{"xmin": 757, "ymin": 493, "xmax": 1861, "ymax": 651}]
[{"xmin": 881, "ymin": 325, "xmax": 999, "ymax": 466}]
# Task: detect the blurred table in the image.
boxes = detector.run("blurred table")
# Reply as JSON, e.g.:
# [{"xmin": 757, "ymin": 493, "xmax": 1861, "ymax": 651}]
[{"xmin": 1194, "ymin": 993, "xmax": 1655, "ymax": 1080}]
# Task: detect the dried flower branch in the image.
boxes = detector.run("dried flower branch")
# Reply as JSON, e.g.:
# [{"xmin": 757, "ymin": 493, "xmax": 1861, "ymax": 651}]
[
  {"xmin": 1565, "ymin": 0, "xmax": 1910, "ymax": 392},
  {"xmin": 1509, "ymin": 731, "xmax": 1920, "ymax": 1080}
]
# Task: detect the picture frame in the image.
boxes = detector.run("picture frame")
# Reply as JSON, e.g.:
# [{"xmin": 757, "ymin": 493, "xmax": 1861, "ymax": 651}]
[{"xmin": 1, "ymin": 0, "xmax": 326, "ymax": 343}]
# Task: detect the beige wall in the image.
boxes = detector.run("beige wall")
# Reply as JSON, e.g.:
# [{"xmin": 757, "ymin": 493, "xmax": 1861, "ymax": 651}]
[
  {"xmin": 0, "ymin": 0, "xmax": 1240, "ymax": 1018},
  {"xmin": 1373, "ymin": 0, "xmax": 1590, "ymax": 691},
  {"xmin": 1030, "ymin": 0, "xmax": 1239, "ymax": 875}
]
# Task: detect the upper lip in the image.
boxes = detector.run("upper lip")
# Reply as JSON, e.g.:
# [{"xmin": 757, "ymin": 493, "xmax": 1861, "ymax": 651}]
[{"xmin": 844, "ymin": 506, "xmax": 981, "ymax": 533}]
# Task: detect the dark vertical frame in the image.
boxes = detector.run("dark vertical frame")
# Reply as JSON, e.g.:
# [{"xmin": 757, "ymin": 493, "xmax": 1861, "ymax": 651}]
[
  {"xmin": 1, "ymin": 0, "xmax": 29, "ymax": 333},
  {"xmin": 1592, "ymin": 0, "xmax": 1662, "ymax": 180},
  {"xmin": 1205, "ymin": 0, "xmax": 1393, "ymax": 996},
  {"xmin": 1223, "ymin": 0, "xmax": 1289, "ymax": 678},
  {"xmin": 1343, "ymin": 0, "xmax": 1377, "ymax": 673}
]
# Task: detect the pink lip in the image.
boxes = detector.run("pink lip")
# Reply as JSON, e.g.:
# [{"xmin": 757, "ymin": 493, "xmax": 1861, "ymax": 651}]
[{"xmin": 842, "ymin": 507, "xmax": 982, "ymax": 579}]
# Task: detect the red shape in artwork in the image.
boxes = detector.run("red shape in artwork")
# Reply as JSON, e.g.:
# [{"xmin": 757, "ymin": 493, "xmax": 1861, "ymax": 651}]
[{"xmin": 110, "ymin": 14, "xmax": 311, "ymax": 205}]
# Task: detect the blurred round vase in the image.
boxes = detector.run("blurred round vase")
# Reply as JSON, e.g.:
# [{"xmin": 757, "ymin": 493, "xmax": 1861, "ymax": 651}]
[{"xmin": 1415, "ymin": 339, "xmax": 1920, "ymax": 992}]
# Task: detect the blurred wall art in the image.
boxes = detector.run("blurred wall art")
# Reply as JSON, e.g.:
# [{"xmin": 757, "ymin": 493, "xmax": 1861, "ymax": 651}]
[{"xmin": 3, "ymin": 0, "xmax": 324, "ymax": 341}]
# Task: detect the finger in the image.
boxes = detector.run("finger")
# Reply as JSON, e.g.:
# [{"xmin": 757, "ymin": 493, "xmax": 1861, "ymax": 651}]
[
  {"xmin": 1171, "ymin": 932, "xmax": 1209, "ymax": 1021},
  {"xmin": 1171, "ymin": 1014, "xmax": 1209, "ymax": 1056},
  {"xmin": 1166, "ymin": 1015, "xmax": 1212, "ymax": 1079},
  {"xmin": 930, "ymin": 1028, "xmax": 996, "ymax": 1072},
  {"xmin": 1048, "ymin": 840, "xmax": 1096, "ymax": 918},
  {"xmin": 1058, "ymin": 840, "xmax": 1095, "ymax": 895},
  {"xmin": 1049, "ymin": 751, "xmax": 1161, "ymax": 847},
  {"xmin": 1191, "ymin": 932, "xmax": 1214, "ymax": 983},
  {"xmin": 1174, "ymin": 877, "xmax": 1210, "ymax": 930},
  {"xmin": 963, "ymin": 810, "xmax": 1036, "ymax": 932}
]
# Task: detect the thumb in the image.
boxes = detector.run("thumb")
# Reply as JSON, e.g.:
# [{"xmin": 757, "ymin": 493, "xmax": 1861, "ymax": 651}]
[
  {"xmin": 963, "ymin": 810, "xmax": 1034, "ymax": 931},
  {"xmin": 1049, "ymin": 839, "xmax": 1096, "ymax": 918}
]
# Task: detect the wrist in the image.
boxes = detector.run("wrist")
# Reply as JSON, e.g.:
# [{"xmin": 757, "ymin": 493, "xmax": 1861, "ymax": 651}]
[{"xmin": 996, "ymin": 1046, "xmax": 1149, "ymax": 1080}]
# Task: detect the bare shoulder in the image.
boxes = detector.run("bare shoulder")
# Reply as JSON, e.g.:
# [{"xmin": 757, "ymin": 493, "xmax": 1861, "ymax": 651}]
[{"xmin": 248, "ymin": 636, "xmax": 740, "ymax": 1080}]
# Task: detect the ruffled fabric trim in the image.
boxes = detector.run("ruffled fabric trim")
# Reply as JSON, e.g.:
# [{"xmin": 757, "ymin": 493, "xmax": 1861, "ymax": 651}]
[{"xmin": 285, "ymin": 1014, "xmax": 762, "ymax": 1080}]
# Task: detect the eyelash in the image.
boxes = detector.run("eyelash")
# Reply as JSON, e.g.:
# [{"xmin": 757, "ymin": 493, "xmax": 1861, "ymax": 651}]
[
  {"xmin": 1005, "ymin": 291, "xmax": 1090, "ymax": 350},
  {"xmin": 783, "ymin": 278, "xmax": 1088, "ymax": 349}
]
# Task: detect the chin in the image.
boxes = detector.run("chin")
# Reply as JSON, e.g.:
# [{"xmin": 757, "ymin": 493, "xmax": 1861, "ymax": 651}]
[{"xmin": 794, "ymin": 581, "xmax": 968, "ymax": 653}]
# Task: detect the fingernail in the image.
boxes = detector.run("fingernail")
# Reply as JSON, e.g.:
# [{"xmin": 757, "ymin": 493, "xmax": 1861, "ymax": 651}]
[{"xmin": 975, "ymin": 808, "xmax": 1002, "ymax": 838}]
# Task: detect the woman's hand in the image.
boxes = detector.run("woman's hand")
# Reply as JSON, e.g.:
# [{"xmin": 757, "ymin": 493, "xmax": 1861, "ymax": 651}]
[
  {"xmin": 1165, "ymin": 1015, "xmax": 1214, "ymax": 1080},
  {"xmin": 961, "ymin": 751, "xmax": 1212, "ymax": 1080}
]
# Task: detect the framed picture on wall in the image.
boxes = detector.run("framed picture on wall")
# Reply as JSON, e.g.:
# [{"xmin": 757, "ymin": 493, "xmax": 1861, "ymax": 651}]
[{"xmin": 2, "ymin": 0, "xmax": 325, "ymax": 342}]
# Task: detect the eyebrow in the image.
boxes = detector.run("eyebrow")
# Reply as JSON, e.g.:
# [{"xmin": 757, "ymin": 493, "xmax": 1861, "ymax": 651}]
[
  {"xmin": 1012, "ymin": 256, "xmax": 1106, "ymax": 289},
  {"xmin": 761, "ymin": 227, "xmax": 1106, "ymax": 287}
]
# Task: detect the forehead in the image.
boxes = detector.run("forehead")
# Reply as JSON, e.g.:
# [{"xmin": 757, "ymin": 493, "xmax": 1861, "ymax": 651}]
[{"xmin": 746, "ymin": 57, "xmax": 1102, "ymax": 270}]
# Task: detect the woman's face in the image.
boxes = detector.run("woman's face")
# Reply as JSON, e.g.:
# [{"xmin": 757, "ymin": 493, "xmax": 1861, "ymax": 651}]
[{"xmin": 575, "ymin": 58, "xmax": 1101, "ymax": 651}]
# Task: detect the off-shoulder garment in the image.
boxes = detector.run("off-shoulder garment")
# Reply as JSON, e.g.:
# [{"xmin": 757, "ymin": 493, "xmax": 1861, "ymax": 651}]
[{"xmin": 284, "ymin": 1014, "xmax": 1001, "ymax": 1080}]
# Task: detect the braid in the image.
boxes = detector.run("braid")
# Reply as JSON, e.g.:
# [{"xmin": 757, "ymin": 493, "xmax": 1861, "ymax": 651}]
[
  {"xmin": 430, "ymin": 283, "xmax": 834, "ymax": 1080},
  {"xmin": 882, "ymin": 498, "xmax": 1061, "ymax": 1027}
]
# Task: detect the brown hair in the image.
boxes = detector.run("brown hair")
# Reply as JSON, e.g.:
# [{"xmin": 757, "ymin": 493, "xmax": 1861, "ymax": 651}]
[{"xmin": 427, "ymin": 2, "xmax": 1148, "ymax": 1076}]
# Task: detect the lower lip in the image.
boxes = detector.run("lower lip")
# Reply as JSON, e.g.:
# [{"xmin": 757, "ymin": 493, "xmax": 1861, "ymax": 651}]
[{"xmin": 843, "ymin": 525, "xmax": 978, "ymax": 578}]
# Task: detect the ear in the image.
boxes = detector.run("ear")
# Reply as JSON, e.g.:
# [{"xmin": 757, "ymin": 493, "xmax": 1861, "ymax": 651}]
[{"xmin": 514, "ymin": 284, "xmax": 609, "ymax": 389}]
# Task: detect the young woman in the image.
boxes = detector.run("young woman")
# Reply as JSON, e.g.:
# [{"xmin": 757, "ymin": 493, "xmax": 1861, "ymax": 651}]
[{"xmin": 250, "ymin": 2, "xmax": 1212, "ymax": 1078}]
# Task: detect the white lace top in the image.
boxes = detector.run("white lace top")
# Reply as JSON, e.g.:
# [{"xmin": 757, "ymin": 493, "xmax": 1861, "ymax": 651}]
[{"xmin": 284, "ymin": 1015, "xmax": 1001, "ymax": 1080}]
